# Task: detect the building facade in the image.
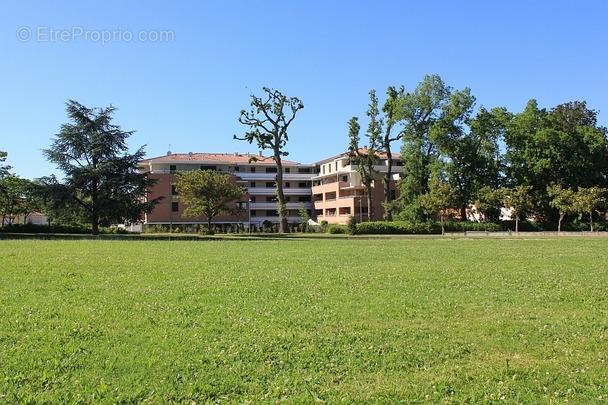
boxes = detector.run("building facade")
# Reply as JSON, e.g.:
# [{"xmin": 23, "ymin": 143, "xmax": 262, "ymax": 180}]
[
  {"xmin": 311, "ymin": 149, "xmax": 404, "ymax": 224},
  {"xmin": 138, "ymin": 152, "xmax": 315, "ymax": 230}
]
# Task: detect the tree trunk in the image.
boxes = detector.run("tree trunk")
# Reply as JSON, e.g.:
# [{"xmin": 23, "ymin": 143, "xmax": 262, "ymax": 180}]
[
  {"xmin": 515, "ymin": 215, "xmax": 519, "ymax": 233},
  {"xmin": 558, "ymin": 213, "xmax": 564, "ymax": 233},
  {"xmin": 589, "ymin": 209, "xmax": 594, "ymax": 232},
  {"xmin": 383, "ymin": 144, "xmax": 394, "ymax": 221},
  {"xmin": 274, "ymin": 152, "xmax": 289, "ymax": 233},
  {"xmin": 460, "ymin": 205, "xmax": 467, "ymax": 221},
  {"xmin": 366, "ymin": 186, "xmax": 373, "ymax": 221}
]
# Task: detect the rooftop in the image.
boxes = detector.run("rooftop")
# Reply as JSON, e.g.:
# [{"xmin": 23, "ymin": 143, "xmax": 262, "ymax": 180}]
[{"xmin": 140, "ymin": 152, "xmax": 304, "ymax": 166}]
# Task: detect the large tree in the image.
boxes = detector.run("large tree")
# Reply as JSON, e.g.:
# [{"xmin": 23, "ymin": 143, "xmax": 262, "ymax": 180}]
[
  {"xmin": 173, "ymin": 170, "xmax": 246, "ymax": 234},
  {"xmin": 43, "ymin": 100, "xmax": 161, "ymax": 235},
  {"xmin": 504, "ymin": 100, "xmax": 608, "ymax": 219},
  {"xmin": 398, "ymin": 74, "xmax": 477, "ymax": 221},
  {"xmin": 235, "ymin": 88, "xmax": 304, "ymax": 233}
]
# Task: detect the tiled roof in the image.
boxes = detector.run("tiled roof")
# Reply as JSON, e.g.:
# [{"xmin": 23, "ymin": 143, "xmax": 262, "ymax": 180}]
[
  {"xmin": 140, "ymin": 152, "xmax": 303, "ymax": 166},
  {"xmin": 315, "ymin": 147, "xmax": 401, "ymax": 164}
]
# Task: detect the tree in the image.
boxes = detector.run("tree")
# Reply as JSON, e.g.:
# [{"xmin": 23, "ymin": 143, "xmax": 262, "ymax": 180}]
[
  {"xmin": 419, "ymin": 175, "xmax": 458, "ymax": 235},
  {"xmin": 0, "ymin": 175, "xmax": 26, "ymax": 227},
  {"xmin": 299, "ymin": 203, "xmax": 310, "ymax": 233},
  {"xmin": 398, "ymin": 74, "xmax": 472, "ymax": 221},
  {"xmin": 235, "ymin": 88, "xmax": 304, "ymax": 233},
  {"xmin": 547, "ymin": 184, "xmax": 577, "ymax": 232},
  {"xmin": 0, "ymin": 150, "xmax": 10, "ymax": 179},
  {"xmin": 503, "ymin": 185, "xmax": 534, "ymax": 233},
  {"xmin": 574, "ymin": 187, "xmax": 607, "ymax": 232},
  {"xmin": 173, "ymin": 170, "xmax": 246, "ymax": 234},
  {"xmin": 347, "ymin": 115, "xmax": 378, "ymax": 222},
  {"xmin": 504, "ymin": 100, "xmax": 608, "ymax": 219},
  {"xmin": 43, "ymin": 100, "xmax": 161, "ymax": 235},
  {"xmin": 377, "ymin": 86, "xmax": 406, "ymax": 221},
  {"xmin": 474, "ymin": 186, "xmax": 504, "ymax": 227},
  {"xmin": 430, "ymin": 87, "xmax": 477, "ymax": 219}
]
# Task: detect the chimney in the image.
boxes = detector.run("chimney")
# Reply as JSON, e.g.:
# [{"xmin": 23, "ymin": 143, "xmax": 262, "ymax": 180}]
[{"xmin": 259, "ymin": 151, "xmax": 263, "ymax": 157}]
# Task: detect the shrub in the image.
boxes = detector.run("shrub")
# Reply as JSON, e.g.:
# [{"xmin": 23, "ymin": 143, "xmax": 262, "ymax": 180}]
[
  {"xmin": 346, "ymin": 216, "xmax": 358, "ymax": 235},
  {"xmin": 327, "ymin": 224, "xmax": 347, "ymax": 234}
]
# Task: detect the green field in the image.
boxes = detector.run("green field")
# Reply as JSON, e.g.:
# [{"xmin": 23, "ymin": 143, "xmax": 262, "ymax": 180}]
[{"xmin": 1, "ymin": 238, "xmax": 607, "ymax": 403}]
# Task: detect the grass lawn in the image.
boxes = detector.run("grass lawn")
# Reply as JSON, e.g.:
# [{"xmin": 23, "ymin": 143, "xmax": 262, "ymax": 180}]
[{"xmin": 1, "ymin": 237, "xmax": 607, "ymax": 403}]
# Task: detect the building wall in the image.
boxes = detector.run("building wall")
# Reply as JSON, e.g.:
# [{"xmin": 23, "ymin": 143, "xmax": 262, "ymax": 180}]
[
  {"xmin": 311, "ymin": 152, "xmax": 403, "ymax": 224},
  {"xmin": 140, "ymin": 153, "xmax": 314, "ymax": 229}
]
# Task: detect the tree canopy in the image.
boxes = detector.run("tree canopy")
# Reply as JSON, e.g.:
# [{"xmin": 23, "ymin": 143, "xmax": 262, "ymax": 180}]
[
  {"xmin": 43, "ymin": 100, "xmax": 161, "ymax": 234},
  {"xmin": 173, "ymin": 170, "xmax": 246, "ymax": 234}
]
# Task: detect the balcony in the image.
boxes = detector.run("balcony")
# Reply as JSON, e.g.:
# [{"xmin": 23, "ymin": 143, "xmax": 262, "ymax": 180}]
[
  {"xmin": 247, "ymin": 187, "xmax": 311, "ymax": 196},
  {"xmin": 237, "ymin": 172, "xmax": 314, "ymax": 181}
]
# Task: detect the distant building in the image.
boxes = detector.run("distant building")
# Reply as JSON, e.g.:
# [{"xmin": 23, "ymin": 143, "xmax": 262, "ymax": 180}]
[
  {"xmin": 138, "ymin": 152, "xmax": 315, "ymax": 230},
  {"xmin": 311, "ymin": 148, "xmax": 404, "ymax": 224}
]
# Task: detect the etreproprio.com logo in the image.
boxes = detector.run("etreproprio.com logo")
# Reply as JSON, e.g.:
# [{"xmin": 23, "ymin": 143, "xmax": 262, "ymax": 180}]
[{"xmin": 16, "ymin": 26, "xmax": 175, "ymax": 45}]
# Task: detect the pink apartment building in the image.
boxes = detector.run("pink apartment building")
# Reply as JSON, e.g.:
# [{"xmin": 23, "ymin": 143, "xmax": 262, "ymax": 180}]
[
  {"xmin": 312, "ymin": 148, "xmax": 404, "ymax": 224},
  {"xmin": 138, "ymin": 149, "xmax": 404, "ymax": 228}
]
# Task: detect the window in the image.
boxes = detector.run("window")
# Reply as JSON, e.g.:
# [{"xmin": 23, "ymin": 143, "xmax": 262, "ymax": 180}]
[
  {"xmin": 233, "ymin": 166, "xmax": 240, "ymax": 172},
  {"xmin": 299, "ymin": 196, "xmax": 311, "ymax": 202},
  {"xmin": 328, "ymin": 164, "xmax": 331, "ymax": 173},
  {"xmin": 298, "ymin": 168, "xmax": 311, "ymax": 174},
  {"xmin": 266, "ymin": 196, "xmax": 274, "ymax": 202},
  {"xmin": 266, "ymin": 182, "xmax": 275, "ymax": 187},
  {"xmin": 266, "ymin": 210, "xmax": 279, "ymax": 216},
  {"xmin": 342, "ymin": 175, "xmax": 348, "ymax": 182},
  {"xmin": 169, "ymin": 165, "xmax": 177, "ymax": 173},
  {"xmin": 285, "ymin": 182, "xmax": 290, "ymax": 188},
  {"xmin": 171, "ymin": 185, "xmax": 178, "ymax": 196},
  {"xmin": 390, "ymin": 190, "xmax": 396, "ymax": 200},
  {"xmin": 200, "ymin": 165, "xmax": 216, "ymax": 171},
  {"xmin": 285, "ymin": 168, "xmax": 290, "ymax": 173},
  {"xmin": 266, "ymin": 167, "xmax": 277, "ymax": 173},
  {"xmin": 250, "ymin": 196, "xmax": 256, "ymax": 202},
  {"xmin": 250, "ymin": 167, "xmax": 256, "ymax": 173},
  {"xmin": 298, "ymin": 182, "xmax": 308, "ymax": 188},
  {"xmin": 250, "ymin": 182, "xmax": 256, "ymax": 188},
  {"xmin": 251, "ymin": 210, "xmax": 257, "ymax": 217},
  {"xmin": 171, "ymin": 202, "xmax": 179, "ymax": 212}
]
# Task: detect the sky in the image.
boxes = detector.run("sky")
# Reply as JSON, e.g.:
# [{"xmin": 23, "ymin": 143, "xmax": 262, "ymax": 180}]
[{"xmin": 1, "ymin": 1, "xmax": 607, "ymax": 180}]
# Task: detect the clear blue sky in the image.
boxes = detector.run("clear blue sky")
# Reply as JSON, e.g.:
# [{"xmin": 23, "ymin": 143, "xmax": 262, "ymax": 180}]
[{"xmin": 1, "ymin": 0, "xmax": 607, "ymax": 180}]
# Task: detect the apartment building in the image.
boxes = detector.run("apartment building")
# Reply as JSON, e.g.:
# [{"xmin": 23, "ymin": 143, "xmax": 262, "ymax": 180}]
[
  {"xmin": 311, "ymin": 148, "xmax": 404, "ymax": 224},
  {"xmin": 138, "ymin": 152, "xmax": 315, "ymax": 229}
]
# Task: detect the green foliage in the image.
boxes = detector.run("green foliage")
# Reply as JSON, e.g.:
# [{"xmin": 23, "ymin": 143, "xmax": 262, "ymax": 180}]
[
  {"xmin": 326, "ymin": 224, "xmax": 347, "ymax": 234},
  {"xmin": 346, "ymin": 215, "xmax": 357, "ymax": 235},
  {"xmin": 504, "ymin": 100, "xmax": 608, "ymax": 218},
  {"xmin": 173, "ymin": 170, "xmax": 246, "ymax": 231},
  {"xmin": 1, "ymin": 239, "xmax": 608, "ymax": 402},
  {"xmin": 298, "ymin": 203, "xmax": 310, "ymax": 233},
  {"xmin": 574, "ymin": 186, "xmax": 607, "ymax": 232},
  {"xmin": 502, "ymin": 185, "xmax": 534, "ymax": 232},
  {"xmin": 235, "ymin": 87, "xmax": 303, "ymax": 233},
  {"xmin": 0, "ymin": 150, "xmax": 11, "ymax": 179},
  {"xmin": 0, "ymin": 223, "xmax": 92, "ymax": 234},
  {"xmin": 356, "ymin": 220, "xmax": 441, "ymax": 234},
  {"xmin": 42, "ymin": 100, "xmax": 161, "ymax": 235}
]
